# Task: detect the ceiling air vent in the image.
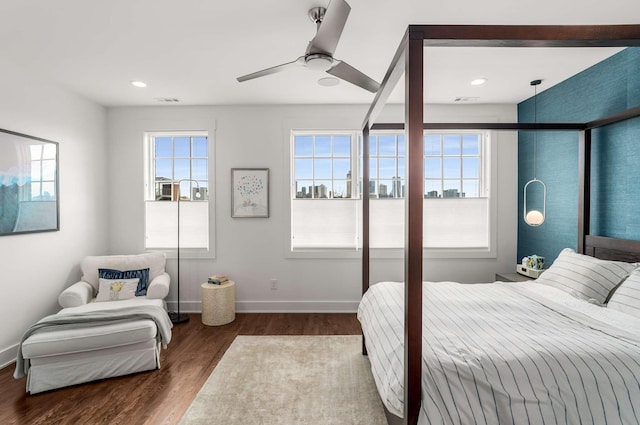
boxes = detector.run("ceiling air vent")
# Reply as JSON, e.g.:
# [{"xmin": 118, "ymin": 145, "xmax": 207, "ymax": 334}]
[{"xmin": 454, "ymin": 97, "xmax": 479, "ymax": 102}]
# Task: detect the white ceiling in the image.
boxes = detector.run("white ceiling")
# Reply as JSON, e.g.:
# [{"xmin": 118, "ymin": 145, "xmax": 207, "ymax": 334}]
[{"xmin": 1, "ymin": 0, "xmax": 637, "ymax": 107}]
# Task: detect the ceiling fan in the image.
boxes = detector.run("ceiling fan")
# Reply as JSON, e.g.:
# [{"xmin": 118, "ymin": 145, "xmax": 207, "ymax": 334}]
[{"xmin": 236, "ymin": 0, "xmax": 380, "ymax": 93}]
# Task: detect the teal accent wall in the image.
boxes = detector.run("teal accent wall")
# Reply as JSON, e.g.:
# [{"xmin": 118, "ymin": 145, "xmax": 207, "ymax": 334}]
[{"xmin": 517, "ymin": 47, "xmax": 640, "ymax": 265}]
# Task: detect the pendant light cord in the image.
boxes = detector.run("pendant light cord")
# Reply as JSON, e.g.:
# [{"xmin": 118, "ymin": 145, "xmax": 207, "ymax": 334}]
[
  {"xmin": 534, "ymin": 83, "xmax": 537, "ymax": 180},
  {"xmin": 531, "ymin": 79, "xmax": 542, "ymax": 180}
]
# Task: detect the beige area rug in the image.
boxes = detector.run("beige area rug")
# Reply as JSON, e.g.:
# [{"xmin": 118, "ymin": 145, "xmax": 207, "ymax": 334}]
[{"xmin": 179, "ymin": 335, "xmax": 388, "ymax": 425}]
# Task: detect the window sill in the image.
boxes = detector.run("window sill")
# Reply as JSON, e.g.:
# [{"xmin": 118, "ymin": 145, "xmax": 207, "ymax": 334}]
[
  {"xmin": 146, "ymin": 248, "xmax": 215, "ymax": 260},
  {"xmin": 286, "ymin": 247, "xmax": 496, "ymax": 260}
]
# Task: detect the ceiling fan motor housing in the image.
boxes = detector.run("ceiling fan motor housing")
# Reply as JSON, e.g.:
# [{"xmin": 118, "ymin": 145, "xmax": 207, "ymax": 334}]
[{"xmin": 305, "ymin": 53, "xmax": 333, "ymax": 71}]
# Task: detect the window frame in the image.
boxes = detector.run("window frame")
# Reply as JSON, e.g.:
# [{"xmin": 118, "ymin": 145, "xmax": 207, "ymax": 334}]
[{"xmin": 144, "ymin": 130, "xmax": 212, "ymax": 258}]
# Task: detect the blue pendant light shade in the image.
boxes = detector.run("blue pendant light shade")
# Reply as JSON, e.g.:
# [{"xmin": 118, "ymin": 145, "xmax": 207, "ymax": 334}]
[{"xmin": 524, "ymin": 79, "xmax": 546, "ymax": 226}]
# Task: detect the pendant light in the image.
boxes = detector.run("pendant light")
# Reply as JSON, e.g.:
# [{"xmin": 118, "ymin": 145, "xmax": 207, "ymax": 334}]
[{"xmin": 524, "ymin": 79, "xmax": 546, "ymax": 226}]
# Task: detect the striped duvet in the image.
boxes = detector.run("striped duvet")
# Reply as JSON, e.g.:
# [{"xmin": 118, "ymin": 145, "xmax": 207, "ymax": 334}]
[{"xmin": 358, "ymin": 281, "xmax": 640, "ymax": 425}]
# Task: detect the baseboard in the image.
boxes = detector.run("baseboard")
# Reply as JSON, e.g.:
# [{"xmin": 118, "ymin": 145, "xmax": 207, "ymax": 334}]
[
  {"xmin": 236, "ymin": 301, "xmax": 359, "ymax": 313},
  {"xmin": 0, "ymin": 343, "xmax": 18, "ymax": 370},
  {"xmin": 166, "ymin": 300, "xmax": 359, "ymax": 313}
]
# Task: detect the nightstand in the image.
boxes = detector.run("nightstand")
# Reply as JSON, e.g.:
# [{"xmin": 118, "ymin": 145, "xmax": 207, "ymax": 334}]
[{"xmin": 495, "ymin": 272, "xmax": 533, "ymax": 282}]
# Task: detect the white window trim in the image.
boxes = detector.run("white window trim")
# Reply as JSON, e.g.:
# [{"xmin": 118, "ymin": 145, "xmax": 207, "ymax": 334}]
[
  {"xmin": 143, "ymin": 128, "xmax": 215, "ymax": 260},
  {"xmin": 284, "ymin": 125, "xmax": 497, "ymax": 259}
]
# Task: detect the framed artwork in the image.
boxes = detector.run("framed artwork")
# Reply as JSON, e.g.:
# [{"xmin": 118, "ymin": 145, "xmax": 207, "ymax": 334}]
[
  {"xmin": 231, "ymin": 168, "xmax": 269, "ymax": 218},
  {"xmin": 0, "ymin": 128, "xmax": 59, "ymax": 236}
]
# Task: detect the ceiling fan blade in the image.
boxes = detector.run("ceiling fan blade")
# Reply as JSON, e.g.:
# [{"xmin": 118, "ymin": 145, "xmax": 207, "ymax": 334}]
[
  {"xmin": 307, "ymin": 0, "xmax": 351, "ymax": 56},
  {"xmin": 237, "ymin": 57, "xmax": 304, "ymax": 82},
  {"xmin": 327, "ymin": 60, "xmax": 380, "ymax": 93}
]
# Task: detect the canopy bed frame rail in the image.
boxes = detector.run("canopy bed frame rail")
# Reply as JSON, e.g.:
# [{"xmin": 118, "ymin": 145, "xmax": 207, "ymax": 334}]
[{"xmin": 360, "ymin": 25, "xmax": 640, "ymax": 425}]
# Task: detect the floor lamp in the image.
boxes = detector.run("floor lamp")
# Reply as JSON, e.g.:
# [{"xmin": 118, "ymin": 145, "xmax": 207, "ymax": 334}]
[{"xmin": 169, "ymin": 178, "xmax": 201, "ymax": 324}]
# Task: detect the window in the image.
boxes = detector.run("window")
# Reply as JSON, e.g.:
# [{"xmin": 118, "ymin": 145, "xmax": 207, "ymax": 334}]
[
  {"xmin": 367, "ymin": 134, "xmax": 405, "ymax": 198},
  {"xmin": 291, "ymin": 132, "xmax": 359, "ymax": 249},
  {"xmin": 368, "ymin": 131, "xmax": 489, "ymax": 250},
  {"xmin": 145, "ymin": 132, "xmax": 209, "ymax": 250},
  {"xmin": 290, "ymin": 130, "xmax": 493, "ymax": 254},
  {"xmin": 424, "ymin": 133, "xmax": 481, "ymax": 198}
]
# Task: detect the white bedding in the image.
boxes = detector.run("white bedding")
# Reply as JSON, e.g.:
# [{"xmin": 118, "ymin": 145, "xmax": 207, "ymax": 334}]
[{"xmin": 358, "ymin": 281, "xmax": 640, "ymax": 425}]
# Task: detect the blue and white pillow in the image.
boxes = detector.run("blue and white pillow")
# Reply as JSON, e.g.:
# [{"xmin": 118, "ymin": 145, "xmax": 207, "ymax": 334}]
[
  {"xmin": 536, "ymin": 248, "xmax": 635, "ymax": 304},
  {"xmin": 607, "ymin": 269, "xmax": 640, "ymax": 318},
  {"xmin": 98, "ymin": 268, "xmax": 150, "ymax": 296}
]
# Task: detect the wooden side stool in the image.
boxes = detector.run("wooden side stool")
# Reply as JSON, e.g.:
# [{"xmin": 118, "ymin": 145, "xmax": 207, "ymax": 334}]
[{"xmin": 201, "ymin": 281, "xmax": 235, "ymax": 326}]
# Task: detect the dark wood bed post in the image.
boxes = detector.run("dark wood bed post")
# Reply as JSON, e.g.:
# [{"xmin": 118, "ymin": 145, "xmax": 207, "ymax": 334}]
[
  {"xmin": 404, "ymin": 29, "xmax": 424, "ymax": 425},
  {"xmin": 362, "ymin": 124, "xmax": 370, "ymax": 356},
  {"xmin": 578, "ymin": 129, "xmax": 592, "ymax": 254},
  {"xmin": 578, "ymin": 105, "xmax": 640, "ymax": 254}
]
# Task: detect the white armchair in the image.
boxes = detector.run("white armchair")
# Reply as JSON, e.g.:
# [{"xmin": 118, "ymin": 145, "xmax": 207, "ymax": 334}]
[
  {"xmin": 17, "ymin": 252, "xmax": 172, "ymax": 394},
  {"xmin": 58, "ymin": 252, "xmax": 170, "ymax": 307}
]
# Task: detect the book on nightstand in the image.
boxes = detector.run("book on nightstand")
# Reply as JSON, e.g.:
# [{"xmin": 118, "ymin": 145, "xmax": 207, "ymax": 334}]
[{"xmin": 207, "ymin": 275, "xmax": 229, "ymax": 285}]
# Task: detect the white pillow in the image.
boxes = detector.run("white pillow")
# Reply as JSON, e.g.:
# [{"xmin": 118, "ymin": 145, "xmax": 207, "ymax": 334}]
[
  {"xmin": 536, "ymin": 248, "xmax": 636, "ymax": 304},
  {"xmin": 95, "ymin": 278, "xmax": 139, "ymax": 302},
  {"xmin": 608, "ymin": 269, "xmax": 640, "ymax": 318}
]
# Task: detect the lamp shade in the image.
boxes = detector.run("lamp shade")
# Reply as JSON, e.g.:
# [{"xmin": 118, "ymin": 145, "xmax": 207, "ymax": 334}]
[{"xmin": 525, "ymin": 209, "xmax": 545, "ymax": 226}]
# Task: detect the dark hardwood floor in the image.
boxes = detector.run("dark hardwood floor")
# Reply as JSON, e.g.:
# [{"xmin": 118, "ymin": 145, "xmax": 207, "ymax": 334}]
[{"xmin": 0, "ymin": 313, "xmax": 361, "ymax": 425}]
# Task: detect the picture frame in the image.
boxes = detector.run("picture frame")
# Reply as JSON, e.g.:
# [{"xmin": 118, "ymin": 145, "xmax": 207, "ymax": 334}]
[
  {"xmin": 231, "ymin": 168, "xmax": 269, "ymax": 218},
  {"xmin": 0, "ymin": 128, "xmax": 59, "ymax": 236}
]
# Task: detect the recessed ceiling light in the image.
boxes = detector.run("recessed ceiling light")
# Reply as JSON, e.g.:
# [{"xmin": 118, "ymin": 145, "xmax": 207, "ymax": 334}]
[
  {"xmin": 470, "ymin": 78, "xmax": 487, "ymax": 86},
  {"xmin": 318, "ymin": 77, "xmax": 340, "ymax": 87},
  {"xmin": 131, "ymin": 80, "xmax": 147, "ymax": 88}
]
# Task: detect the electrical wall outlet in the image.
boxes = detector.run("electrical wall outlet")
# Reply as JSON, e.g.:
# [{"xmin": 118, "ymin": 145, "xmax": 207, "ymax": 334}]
[{"xmin": 270, "ymin": 278, "xmax": 278, "ymax": 290}]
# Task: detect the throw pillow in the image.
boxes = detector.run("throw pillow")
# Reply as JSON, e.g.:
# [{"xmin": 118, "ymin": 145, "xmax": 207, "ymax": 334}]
[
  {"xmin": 98, "ymin": 268, "xmax": 150, "ymax": 296},
  {"xmin": 95, "ymin": 278, "xmax": 139, "ymax": 302}
]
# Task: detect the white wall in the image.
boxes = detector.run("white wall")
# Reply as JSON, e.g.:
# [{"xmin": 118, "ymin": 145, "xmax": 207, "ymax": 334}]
[
  {"xmin": 107, "ymin": 102, "xmax": 518, "ymax": 314},
  {"xmin": 0, "ymin": 62, "xmax": 108, "ymax": 367}
]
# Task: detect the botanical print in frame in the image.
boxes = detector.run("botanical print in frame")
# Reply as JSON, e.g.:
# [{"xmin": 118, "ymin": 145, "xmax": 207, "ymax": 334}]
[
  {"xmin": 231, "ymin": 168, "xmax": 269, "ymax": 218},
  {"xmin": 0, "ymin": 128, "xmax": 59, "ymax": 235}
]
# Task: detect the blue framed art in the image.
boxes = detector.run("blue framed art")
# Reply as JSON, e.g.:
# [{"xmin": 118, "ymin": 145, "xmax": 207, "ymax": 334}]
[{"xmin": 0, "ymin": 128, "xmax": 59, "ymax": 236}]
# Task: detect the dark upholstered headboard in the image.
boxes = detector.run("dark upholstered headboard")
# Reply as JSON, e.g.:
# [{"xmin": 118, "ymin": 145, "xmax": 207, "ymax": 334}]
[{"xmin": 585, "ymin": 235, "xmax": 640, "ymax": 263}]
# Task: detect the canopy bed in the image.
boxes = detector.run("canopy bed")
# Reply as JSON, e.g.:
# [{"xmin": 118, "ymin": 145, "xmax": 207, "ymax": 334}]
[{"xmin": 358, "ymin": 25, "xmax": 640, "ymax": 425}]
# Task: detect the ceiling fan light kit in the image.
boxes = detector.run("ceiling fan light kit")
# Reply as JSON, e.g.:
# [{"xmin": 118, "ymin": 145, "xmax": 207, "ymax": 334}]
[
  {"xmin": 318, "ymin": 76, "xmax": 340, "ymax": 87},
  {"xmin": 236, "ymin": 0, "xmax": 380, "ymax": 93}
]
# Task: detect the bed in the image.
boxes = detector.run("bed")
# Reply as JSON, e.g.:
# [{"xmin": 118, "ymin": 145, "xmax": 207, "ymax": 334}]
[
  {"xmin": 359, "ymin": 242, "xmax": 640, "ymax": 424},
  {"xmin": 358, "ymin": 25, "xmax": 640, "ymax": 425}
]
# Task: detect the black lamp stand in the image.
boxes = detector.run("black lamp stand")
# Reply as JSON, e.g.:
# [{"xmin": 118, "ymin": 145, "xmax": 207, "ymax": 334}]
[{"xmin": 170, "ymin": 179, "xmax": 195, "ymax": 324}]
